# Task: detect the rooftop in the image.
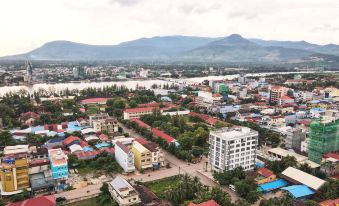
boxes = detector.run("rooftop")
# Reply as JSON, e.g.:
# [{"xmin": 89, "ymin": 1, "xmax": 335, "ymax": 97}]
[
  {"xmin": 124, "ymin": 107, "xmax": 155, "ymax": 113},
  {"xmin": 210, "ymin": 127, "xmax": 257, "ymax": 140},
  {"xmin": 8, "ymin": 195, "xmax": 56, "ymax": 206},
  {"xmin": 281, "ymin": 185, "xmax": 315, "ymax": 199},
  {"xmin": 281, "ymin": 167, "xmax": 326, "ymax": 190},
  {"xmin": 48, "ymin": 148, "xmax": 67, "ymax": 166},
  {"xmin": 132, "ymin": 141, "xmax": 150, "ymax": 153}
]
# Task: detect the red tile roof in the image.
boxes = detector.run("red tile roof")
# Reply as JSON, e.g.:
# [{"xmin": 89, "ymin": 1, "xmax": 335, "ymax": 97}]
[
  {"xmin": 81, "ymin": 98, "xmax": 109, "ymax": 104},
  {"xmin": 135, "ymin": 137, "xmax": 149, "ymax": 145},
  {"xmin": 188, "ymin": 200, "xmax": 220, "ymax": 206},
  {"xmin": 323, "ymin": 153, "xmax": 339, "ymax": 161},
  {"xmin": 131, "ymin": 118, "xmax": 151, "ymax": 129},
  {"xmin": 319, "ymin": 198, "xmax": 339, "ymax": 206},
  {"xmin": 115, "ymin": 141, "xmax": 130, "ymax": 154},
  {"xmin": 63, "ymin": 136, "xmax": 81, "ymax": 146},
  {"xmin": 280, "ymin": 95, "xmax": 294, "ymax": 100},
  {"xmin": 257, "ymin": 168, "xmax": 274, "ymax": 178},
  {"xmin": 138, "ymin": 102, "xmax": 160, "ymax": 108},
  {"xmin": 8, "ymin": 195, "xmax": 56, "ymax": 206},
  {"xmin": 124, "ymin": 107, "xmax": 155, "ymax": 113},
  {"xmin": 75, "ymin": 150, "xmax": 101, "ymax": 159},
  {"xmin": 99, "ymin": 134, "xmax": 109, "ymax": 141},
  {"xmin": 151, "ymin": 128, "xmax": 175, "ymax": 144}
]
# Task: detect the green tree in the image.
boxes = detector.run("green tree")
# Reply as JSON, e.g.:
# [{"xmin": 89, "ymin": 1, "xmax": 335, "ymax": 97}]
[
  {"xmin": 318, "ymin": 179, "xmax": 339, "ymax": 200},
  {"xmin": 128, "ymin": 100, "xmax": 138, "ymax": 108},
  {"xmin": 0, "ymin": 131, "xmax": 16, "ymax": 146}
]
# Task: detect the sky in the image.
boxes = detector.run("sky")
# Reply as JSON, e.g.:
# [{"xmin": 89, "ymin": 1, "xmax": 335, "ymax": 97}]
[{"xmin": 0, "ymin": 0, "xmax": 339, "ymax": 56}]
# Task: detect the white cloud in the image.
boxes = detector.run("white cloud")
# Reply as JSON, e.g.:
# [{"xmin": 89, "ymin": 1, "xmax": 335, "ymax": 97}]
[{"xmin": 0, "ymin": 0, "xmax": 338, "ymax": 56}]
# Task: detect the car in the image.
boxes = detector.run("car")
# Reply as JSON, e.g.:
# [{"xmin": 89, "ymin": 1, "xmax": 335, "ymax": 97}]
[
  {"xmin": 56, "ymin": 197, "xmax": 67, "ymax": 202},
  {"xmin": 229, "ymin": 184, "xmax": 236, "ymax": 192}
]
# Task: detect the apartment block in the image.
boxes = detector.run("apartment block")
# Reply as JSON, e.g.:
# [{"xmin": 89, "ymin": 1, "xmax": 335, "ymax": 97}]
[
  {"xmin": 93, "ymin": 118, "xmax": 119, "ymax": 134},
  {"xmin": 48, "ymin": 148, "xmax": 68, "ymax": 180},
  {"xmin": 209, "ymin": 127, "xmax": 258, "ymax": 172},
  {"xmin": 130, "ymin": 141, "xmax": 152, "ymax": 171},
  {"xmin": 115, "ymin": 141, "xmax": 135, "ymax": 173},
  {"xmin": 0, "ymin": 153, "xmax": 29, "ymax": 193}
]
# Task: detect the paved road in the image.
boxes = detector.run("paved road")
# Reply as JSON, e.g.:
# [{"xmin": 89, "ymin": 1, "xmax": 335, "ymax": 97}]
[
  {"xmin": 56, "ymin": 122, "xmax": 239, "ymax": 203},
  {"xmin": 120, "ymin": 123, "xmax": 239, "ymax": 202}
]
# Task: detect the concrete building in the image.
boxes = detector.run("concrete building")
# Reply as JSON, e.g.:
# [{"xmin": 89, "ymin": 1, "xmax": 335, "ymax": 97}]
[
  {"xmin": 89, "ymin": 113, "xmax": 110, "ymax": 126},
  {"xmin": 123, "ymin": 107, "xmax": 155, "ymax": 120},
  {"xmin": 93, "ymin": 118, "xmax": 119, "ymax": 134},
  {"xmin": 0, "ymin": 154, "xmax": 29, "ymax": 193},
  {"xmin": 209, "ymin": 127, "xmax": 258, "ymax": 172},
  {"xmin": 197, "ymin": 91, "xmax": 223, "ymax": 109},
  {"xmin": 108, "ymin": 176, "xmax": 141, "ymax": 206},
  {"xmin": 277, "ymin": 127, "xmax": 306, "ymax": 152},
  {"xmin": 48, "ymin": 148, "xmax": 68, "ymax": 180},
  {"xmin": 270, "ymin": 86, "xmax": 289, "ymax": 103},
  {"xmin": 130, "ymin": 141, "xmax": 152, "ymax": 171},
  {"xmin": 115, "ymin": 141, "xmax": 135, "ymax": 173}
]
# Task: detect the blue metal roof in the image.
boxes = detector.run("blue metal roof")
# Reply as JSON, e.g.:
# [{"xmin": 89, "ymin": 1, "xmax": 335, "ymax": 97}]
[
  {"xmin": 281, "ymin": 185, "xmax": 315, "ymax": 199},
  {"xmin": 258, "ymin": 179, "xmax": 288, "ymax": 192}
]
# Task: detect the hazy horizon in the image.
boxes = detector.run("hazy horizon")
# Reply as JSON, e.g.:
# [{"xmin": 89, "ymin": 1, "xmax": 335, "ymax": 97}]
[{"xmin": 1, "ymin": 0, "xmax": 339, "ymax": 56}]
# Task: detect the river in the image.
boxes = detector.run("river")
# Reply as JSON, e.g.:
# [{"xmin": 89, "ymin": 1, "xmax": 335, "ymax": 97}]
[{"xmin": 0, "ymin": 71, "xmax": 335, "ymax": 97}]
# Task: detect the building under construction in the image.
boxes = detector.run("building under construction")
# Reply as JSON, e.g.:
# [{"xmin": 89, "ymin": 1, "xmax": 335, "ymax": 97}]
[{"xmin": 308, "ymin": 116, "xmax": 339, "ymax": 164}]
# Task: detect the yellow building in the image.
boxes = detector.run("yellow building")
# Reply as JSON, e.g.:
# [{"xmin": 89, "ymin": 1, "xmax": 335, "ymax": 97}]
[
  {"xmin": 130, "ymin": 141, "xmax": 152, "ymax": 171},
  {"xmin": 1, "ymin": 154, "xmax": 29, "ymax": 193}
]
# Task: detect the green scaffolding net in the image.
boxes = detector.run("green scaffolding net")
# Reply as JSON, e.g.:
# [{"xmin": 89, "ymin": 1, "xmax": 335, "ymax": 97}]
[{"xmin": 308, "ymin": 119, "xmax": 339, "ymax": 163}]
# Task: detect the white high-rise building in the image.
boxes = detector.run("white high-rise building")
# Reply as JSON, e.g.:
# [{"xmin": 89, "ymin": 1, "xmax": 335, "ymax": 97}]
[{"xmin": 209, "ymin": 127, "xmax": 258, "ymax": 172}]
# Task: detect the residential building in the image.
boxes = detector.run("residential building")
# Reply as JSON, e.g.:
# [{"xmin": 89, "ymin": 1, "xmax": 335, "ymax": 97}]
[
  {"xmin": 89, "ymin": 113, "xmax": 110, "ymax": 126},
  {"xmin": 143, "ymin": 142, "xmax": 165, "ymax": 168},
  {"xmin": 48, "ymin": 148, "xmax": 68, "ymax": 180},
  {"xmin": 108, "ymin": 176, "xmax": 141, "ymax": 206},
  {"xmin": 0, "ymin": 154, "xmax": 29, "ymax": 193},
  {"xmin": 308, "ymin": 117, "xmax": 339, "ymax": 164},
  {"xmin": 301, "ymin": 138, "xmax": 309, "ymax": 153},
  {"xmin": 130, "ymin": 141, "xmax": 152, "ymax": 171},
  {"xmin": 270, "ymin": 86, "xmax": 289, "ymax": 103},
  {"xmin": 3, "ymin": 145, "xmax": 29, "ymax": 155},
  {"xmin": 29, "ymin": 159, "xmax": 54, "ymax": 194},
  {"xmin": 255, "ymin": 168, "xmax": 276, "ymax": 185},
  {"xmin": 123, "ymin": 107, "xmax": 155, "ymax": 120},
  {"xmin": 278, "ymin": 95, "xmax": 294, "ymax": 105},
  {"xmin": 93, "ymin": 118, "xmax": 119, "ymax": 134},
  {"xmin": 277, "ymin": 127, "xmax": 305, "ymax": 152},
  {"xmin": 197, "ymin": 91, "xmax": 223, "ymax": 109},
  {"xmin": 115, "ymin": 141, "xmax": 135, "ymax": 173},
  {"xmin": 209, "ymin": 127, "xmax": 258, "ymax": 172}
]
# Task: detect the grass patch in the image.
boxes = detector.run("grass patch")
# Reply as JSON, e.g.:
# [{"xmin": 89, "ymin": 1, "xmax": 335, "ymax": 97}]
[
  {"xmin": 144, "ymin": 175, "xmax": 180, "ymax": 199},
  {"xmin": 66, "ymin": 197, "xmax": 98, "ymax": 206},
  {"xmin": 77, "ymin": 166, "xmax": 96, "ymax": 175}
]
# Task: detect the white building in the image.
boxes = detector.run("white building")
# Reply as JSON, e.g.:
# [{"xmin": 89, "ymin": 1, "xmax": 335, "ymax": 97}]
[
  {"xmin": 209, "ymin": 127, "xmax": 258, "ymax": 172},
  {"xmin": 123, "ymin": 107, "xmax": 155, "ymax": 120},
  {"xmin": 197, "ymin": 91, "xmax": 222, "ymax": 109},
  {"xmin": 114, "ymin": 141, "xmax": 135, "ymax": 173},
  {"xmin": 108, "ymin": 176, "xmax": 141, "ymax": 206}
]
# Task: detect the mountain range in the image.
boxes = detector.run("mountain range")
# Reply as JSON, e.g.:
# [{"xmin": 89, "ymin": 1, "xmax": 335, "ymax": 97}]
[{"xmin": 2, "ymin": 34, "xmax": 339, "ymax": 63}]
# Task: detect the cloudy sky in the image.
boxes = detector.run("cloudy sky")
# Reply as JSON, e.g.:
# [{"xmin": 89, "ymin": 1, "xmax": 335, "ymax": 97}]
[{"xmin": 1, "ymin": 0, "xmax": 339, "ymax": 56}]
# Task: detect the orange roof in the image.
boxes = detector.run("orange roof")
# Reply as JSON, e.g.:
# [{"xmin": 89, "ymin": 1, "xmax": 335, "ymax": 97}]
[
  {"xmin": 319, "ymin": 198, "xmax": 339, "ymax": 206},
  {"xmin": 279, "ymin": 95, "xmax": 293, "ymax": 100},
  {"xmin": 81, "ymin": 98, "xmax": 109, "ymax": 104},
  {"xmin": 257, "ymin": 168, "xmax": 274, "ymax": 178},
  {"xmin": 8, "ymin": 195, "xmax": 56, "ymax": 206},
  {"xmin": 189, "ymin": 200, "xmax": 220, "ymax": 206},
  {"xmin": 124, "ymin": 107, "xmax": 155, "ymax": 113}
]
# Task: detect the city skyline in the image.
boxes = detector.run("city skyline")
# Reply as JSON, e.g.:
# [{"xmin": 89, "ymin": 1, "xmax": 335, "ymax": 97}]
[{"xmin": 1, "ymin": 0, "xmax": 339, "ymax": 56}]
